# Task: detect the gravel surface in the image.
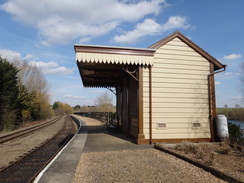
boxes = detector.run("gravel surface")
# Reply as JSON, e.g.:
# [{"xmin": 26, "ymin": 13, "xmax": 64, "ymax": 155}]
[
  {"xmin": 0, "ymin": 116, "xmax": 57, "ymax": 137},
  {"xmin": 73, "ymin": 148, "xmax": 226, "ymax": 183},
  {"xmin": 72, "ymin": 116, "xmax": 226, "ymax": 183},
  {"xmin": 0, "ymin": 116, "xmax": 66, "ymax": 169}
]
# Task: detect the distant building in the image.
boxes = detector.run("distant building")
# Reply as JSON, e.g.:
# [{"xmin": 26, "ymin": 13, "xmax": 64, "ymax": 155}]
[{"xmin": 75, "ymin": 31, "xmax": 226, "ymax": 144}]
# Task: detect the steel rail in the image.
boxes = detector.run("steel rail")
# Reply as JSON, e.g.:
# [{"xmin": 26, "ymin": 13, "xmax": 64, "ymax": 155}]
[
  {"xmin": 0, "ymin": 115, "xmax": 76, "ymax": 183},
  {"xmin": 0, "ymin": 116, "xmax": 62, "ymax": 144}
]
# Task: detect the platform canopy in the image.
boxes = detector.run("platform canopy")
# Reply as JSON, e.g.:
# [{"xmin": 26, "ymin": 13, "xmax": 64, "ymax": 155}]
[{"xmin": 75, "ymin": 44, "xmax": 155, "ymax": 87}]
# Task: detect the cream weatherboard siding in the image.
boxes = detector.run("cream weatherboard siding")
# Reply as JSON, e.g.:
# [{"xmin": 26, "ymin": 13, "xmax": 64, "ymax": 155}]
[
  {"xmin": 143, "ymin": 67, "xmax": 150, "ymax": 139},
  {"xmin": 143, "ymin": 37, "xmax": 211, "ymax": 140}
]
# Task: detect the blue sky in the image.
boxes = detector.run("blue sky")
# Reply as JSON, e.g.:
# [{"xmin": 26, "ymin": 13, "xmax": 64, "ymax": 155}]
[{"xmin": 0, "ymin": 0, "xmax": 243, "ymax": 108}]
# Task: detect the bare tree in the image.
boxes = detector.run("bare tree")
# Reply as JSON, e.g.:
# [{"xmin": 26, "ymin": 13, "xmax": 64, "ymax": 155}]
[
  {"xmin": 15, "ymin": 60, "xmax": 49, "ymax": 94},
  {"xmin": 79, "ymin": 105, "xmax": 92, "ymax": 112},
  {"xmin": 94, "ymin": 92, "xmax": 115, "ymax": 112},
  {"xmin": 13, "ymin": 59, "xmax": 52, "ymax": 119},
  {"xmin": 235, "ymin": 104, "xmax": 241, "ymax": 108}
]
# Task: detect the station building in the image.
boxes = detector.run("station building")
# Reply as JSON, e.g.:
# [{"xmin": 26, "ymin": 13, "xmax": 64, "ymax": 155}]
[{"xmin": 74, "ymin": 31, "xmax": 226, "ymax": 144}]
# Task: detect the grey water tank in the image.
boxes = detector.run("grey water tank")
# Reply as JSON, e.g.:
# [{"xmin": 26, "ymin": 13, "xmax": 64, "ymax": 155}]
[{"xmin": 216, "ymin": 115, "xmax": 229, "ymax": 138}]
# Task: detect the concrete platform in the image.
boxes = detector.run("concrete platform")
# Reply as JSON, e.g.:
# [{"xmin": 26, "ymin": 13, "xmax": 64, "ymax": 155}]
[
  {"xmin": 34, "ymin": 115, "xmax": 87, "ymax": 183},
  {"xmin": 35, "ymin": 115, "xmax": 151, "ymax": 183}
]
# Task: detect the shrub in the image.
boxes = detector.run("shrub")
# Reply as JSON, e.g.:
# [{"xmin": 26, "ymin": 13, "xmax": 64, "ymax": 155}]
[
  {"xmin": 228, "ymin": 122, "xmax": 244, "ymax": 144},
  {"xmin": 0, "ymin": 104, "xmax": 16, "ymax": 131},
  {"xmin": 174, "ymin": 142, "xmax": 199, "ymax": 154},
  {"xmin": 217, "ymin": 108, "xmax": 244, "ymax": 120},
  {"xmin": 21, "ymin": 109, "xmax": 32, "ymax": 122}
]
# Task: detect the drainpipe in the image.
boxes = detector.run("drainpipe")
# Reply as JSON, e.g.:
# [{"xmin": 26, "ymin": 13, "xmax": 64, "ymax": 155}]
[
  {"xmin": 208, "ymin": 65, "xmax": 227, "ymax": 77},
  {"xmin": 208, "ymin": 65, "xmax": 226, "ymax": 142},
  {"xmin": 149, "ymin": 66, "xmax": 152, "ymax": 144}
]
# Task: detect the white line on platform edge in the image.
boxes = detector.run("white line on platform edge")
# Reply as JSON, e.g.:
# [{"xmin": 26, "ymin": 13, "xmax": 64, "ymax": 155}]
[{"xmin": 33, "ymin": 116, "xmax": 82, "ymax": 183}]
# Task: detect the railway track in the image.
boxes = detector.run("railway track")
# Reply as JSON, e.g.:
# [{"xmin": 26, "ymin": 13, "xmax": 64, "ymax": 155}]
[
  {"xmin": 0, "ymin": 116, "xmax": 62, "ymax": 144},
  {"xmin": 0, "ymin": 115, "xmax": 76, "ymax": 183}
]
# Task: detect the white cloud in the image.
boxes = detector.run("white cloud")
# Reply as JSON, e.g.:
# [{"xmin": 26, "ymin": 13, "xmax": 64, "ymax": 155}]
[
  {"xmin": 45, "ymin": 67, "xmax": 73, "ymax": 75},
  {"xmin": 216, "ymin": 72, "xmax": 236, "ymax": 80},
  {"xmin": 230, "ymin": 96, "xmax": 242, "ymax": 101},
  {"xmin": 113, "ymin": 16, "xmax": 193, "ymax": 44},
  {"xmin": 215, "ymin": 81, "xmax": 221, "ymax": 85},
  {"xmin": 29, "ymin": 61, "xmax": 58, "ymax": 69},
  {"xmin": 1, "ymin": 0, "xmax": 167, "ymax": 45},
  {"xmin": 113, "ymin": 18, "xmax": 161, "ymax": 44},
  {"xmin": 0, "ymin": 49, "xmax": 73, "ymax": 75},
  {"xmin": 79, "ymin": 37, "xmax": 92, "ymax": 44},
  {"xmin": 161, "ymin": 16, "xmax": 192, "ymax": 31},
  {"xmin": 223, "ymin": 54, "xmax": 242, "ymax": 60},
  {"xmin": 91, "ymin": 90, "xmax": 107, "ymax": 94},
  {"xmin": 223, "ymin": 72, "xmax": 233, "ymax": 76},
  {"xmin": 220, "ymin": 72, "xmax": 235, "ymax": 79},
  {"xmin": 0, "ymin": 49, "xmax": 22, "ymax": 61},
  {"xmin": 63, "ymin": 95, "xmax": 86, "ymax": 99},
  {"xmin": 40, "ymin": 20, "xmax": 118, "ymax": 45},
  {"xmin": 30, "ymin": 61, "xmax": 73, "ymax": 75},
  {"xmin": 23, "ymin": 54, "xmax": 34, "ymax": 60}
]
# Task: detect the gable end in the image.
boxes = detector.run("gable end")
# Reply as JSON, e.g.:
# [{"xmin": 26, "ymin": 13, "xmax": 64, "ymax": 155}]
[{"xmin": 148, "ymin": 31, "xmax": 224, "ymax": 71}]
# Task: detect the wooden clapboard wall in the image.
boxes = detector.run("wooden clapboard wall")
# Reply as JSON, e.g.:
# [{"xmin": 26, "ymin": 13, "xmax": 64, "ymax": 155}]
[{"xmin": 143, "ymin": 37, "xmax": 211, "ymax": 140}]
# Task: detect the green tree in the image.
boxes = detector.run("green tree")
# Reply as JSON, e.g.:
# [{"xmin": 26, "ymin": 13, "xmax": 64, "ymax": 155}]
[
  {"xmin": 52, "ymin": 101, "xmax": 59, "ymax": 110},
  {"xmin": 74, "ymin": 105, "xmax": 81, "ymax": 111},
  {"xmin": 0, "ymin": 57, "xmax": 19, "ymax": 131},
  {"xmin": 0, "ymin": 57, "xmax": 53, "ymax": 131},
  {"xmin": 52, "ymin": 101, "xmax": 73, "ymax": 115},
  {"xmin": 64, "ymin": 103, "xmax": 73, "ymax": 114}
]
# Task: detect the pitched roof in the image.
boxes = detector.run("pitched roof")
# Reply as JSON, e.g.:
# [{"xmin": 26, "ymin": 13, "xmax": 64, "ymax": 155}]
[
  {"xmin": 148, "ymin": 31, "xmax": 225, "ymax": 71},
  {"xmin": 75, "ymin": 31, "xmax": 225, "ymax": 87}
]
